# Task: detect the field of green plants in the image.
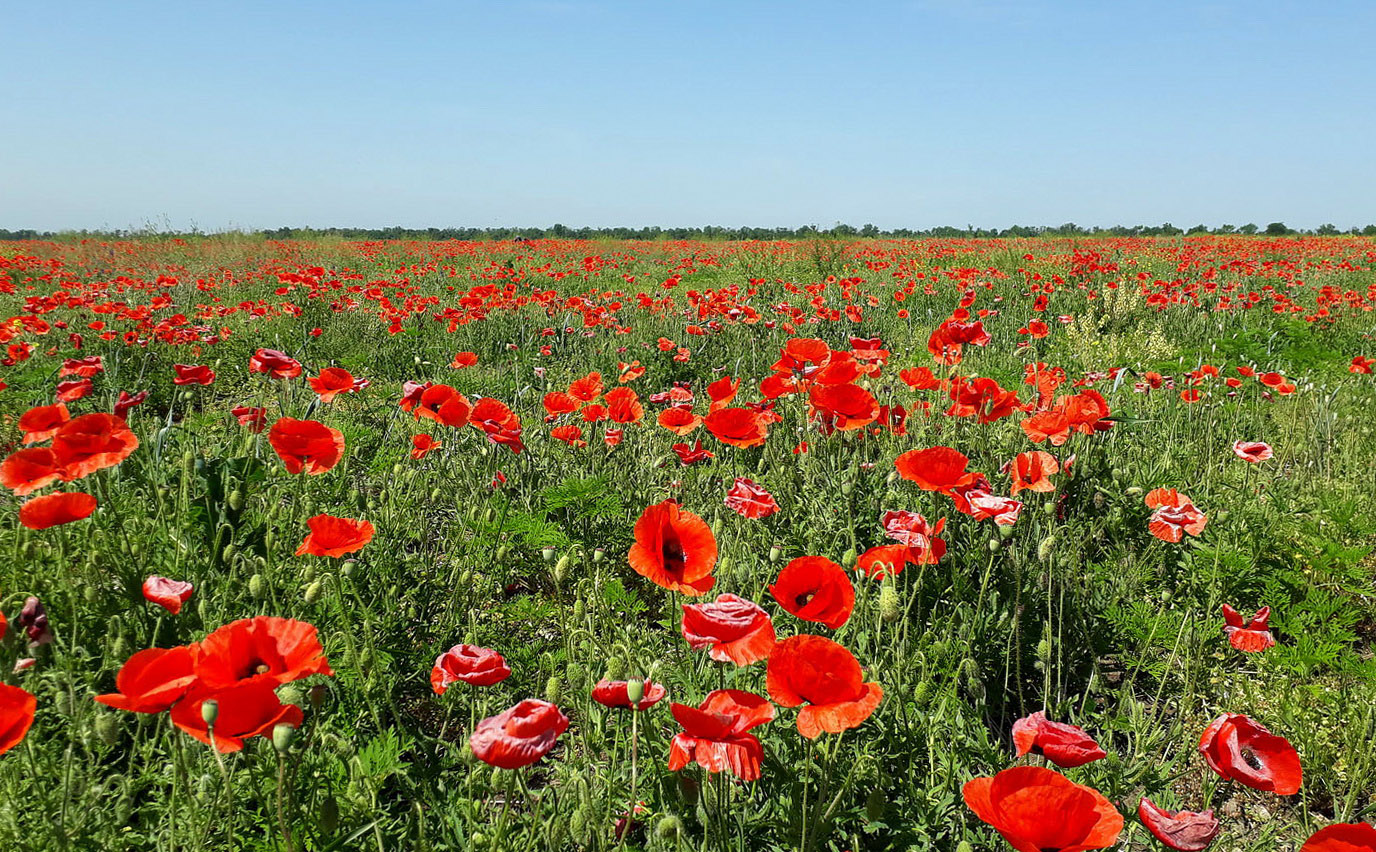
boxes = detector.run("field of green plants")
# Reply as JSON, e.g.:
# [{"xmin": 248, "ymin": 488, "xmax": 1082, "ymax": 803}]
[{"xmin": 1, "ymin": 235, "xmax": 1374, "ymax": 851}]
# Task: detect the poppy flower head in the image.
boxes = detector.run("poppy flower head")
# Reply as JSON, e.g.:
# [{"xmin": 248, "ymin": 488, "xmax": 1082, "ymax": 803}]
[
  {"xmin": 192, "ymin": 616, "xmax": 333, "ymax": 692},
  {"xmin": 724, "ymin": 477, "xmax": 780, "ymax": 519},
  {"xmin": 765, "ymin": 634, "xmax": 881, "ymax": 738},
  {"xmin": 1222, "ymin": 604, "xmax": 1275, "ymax": 652},
  {"xmin": 450, "ymin": 351, "xmax": 478, "ymax": 368},
  {"xmin": 628, "ymin": 500, "xmax": 717, "ymax": 596},
  {"xmin": 894, "ymin": 446, "xmax": 977, "ymax": 495},
  {"xmin": 231, "ymin": 406, "xmax": 267, "ymax": 433},
  {"xmin": 1011, "ymin": 711, "xmax": 1107, "ymax": 768},
  {"xmin": 592, "ymin": 679, "xmax": 667, "ymax": 711},
  {"xmin": 51, "ymin": 413, "xmax": 139, "ymax": 480},
  {"xmin": 1145, "ymin": 488, "xmax": 1208, "ymax": 542},
  {"xmin": 173, "ymin": 364, "xmax": 216, "ymax": 386},
  {"xmin": 1137, "ymin": 798, "xmax": 1221, "ymax": 852},
  {"xmin": 267, "ymin": 418, "xmax": 345, "ymax": 475},
  {"xmin": 1197, "ymin": 713, "xmax": 1302, "ymax": 795},
  {"xmin": 1232, "ymin": 440, "xmax": 1273, "ymax": 463},
  {"xmin": 1, "ymin": 448, "xmax": 63, "ymax": 496},
  {"xmin": 94, "ymin": 646, "xmax": 198, "ymax": 713},
  {"xmin": 143, "ymin": 576, "xmax": 195, "ymax": 615},
  {"xmin": 469, "ymin": 699, "xmax": 569, "ymax": 769},
  {"xmin": 19, "ymin": 491, "xmax": 98, "ymax": 529},
  {"xmin": 703, "ymin": 407, "xmax": 768, "ymax": 448},
  {"xmin": 1301, "ymin": 823, "xmax": 1376, "ymax": 852},
  {"xmin": 0, "ymin": 684, "xmax": 38, "ymax": 756},
  {"xmin": 604, "ymin": 386, "xmax": 644, "ymax": 424},
  {"xmin": 308, "ymin": 367, "xmax": 365, "ymax": 402},
  {"xmin": 705, "ymin": 375, "xmax": 740, "ymax": 411},
  {"xmin": 1009, "ymin": 451, "xmax": 1059, "ymax": 495},
  {"xmin": 963, "ymin": 766, "xmax": 1123, "ymax": 852},
  {"xmin": 808, "ymin": 383, "xmax": 879, "ymax": 432},
  {"xmin": 431, "ymin": 644, "xmax": 512, "ymax": 693},
  {"xmin": 667, "ymin": 689, "xmax": 774, "ymax": 781},
  {"xmin": 248, "ymin": 348, "xmax": 302, "ymax": 379},
  {"xmin": 170, "ymin": 682, "xmax": 304, "ymax": 753},
  {"xmin": 296, "ymin": 514, "xmax": 375, "ymax": 558},
  {"xmin": 681, "ymin": 593, "xmax": 776, "ymax": 666},
  {"xmin": 854, "ymin": 544, "xmax": 913, "ymax": 579},
  {"xmin": 769, "ymin": 556, "xmax": 855, "ymax": 629},
  {"xmin": 411, "ymin": 433, "xmax": 441, "ymax": 460}
]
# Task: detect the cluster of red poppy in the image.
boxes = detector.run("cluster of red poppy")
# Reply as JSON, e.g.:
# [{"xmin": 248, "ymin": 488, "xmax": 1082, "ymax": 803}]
[{"xmin": 2, "ymin": 404, "xmax": 139, "ymax": 529}]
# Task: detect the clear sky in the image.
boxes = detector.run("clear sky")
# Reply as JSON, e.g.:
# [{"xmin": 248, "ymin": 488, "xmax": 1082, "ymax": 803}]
[{"xmin": 3, "ymin": 0, "xmax": 1374, "ymax": 232}]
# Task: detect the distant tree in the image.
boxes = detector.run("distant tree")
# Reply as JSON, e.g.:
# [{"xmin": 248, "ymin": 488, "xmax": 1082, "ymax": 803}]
[
  {"xmin": 1264, "ymin": 222, "xmax": 1290, "ymax": 235},
  {"xmin": 1239, "ymin": 223, "xmax": 1259, "ymax": 235},
  {"xmin": 1363, "ymin": 225, "xmax": 1376, "ymax": 236},
  {"xmin": 1217, "ymin": 224, "xmax": 1236, "ymax": 234},
  {"xmin": 1316, "ymin": 223, "xmax": 1339, "ymax": 235},
  {"xmin": 1186, "ymin": 224, "xmax": 1209, "ymax": 235},
  {"xmin": 860, "ymin": 223, "xmax": 879, "ymax": 238}
]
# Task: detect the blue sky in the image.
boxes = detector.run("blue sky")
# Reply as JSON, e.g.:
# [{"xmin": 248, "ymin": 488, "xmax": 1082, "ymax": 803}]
[{"xmin": 3, "ymin": 1, "xmax": 1374, "ymax": 231}]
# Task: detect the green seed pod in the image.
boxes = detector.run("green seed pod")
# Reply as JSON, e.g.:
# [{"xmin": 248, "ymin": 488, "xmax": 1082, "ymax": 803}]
[
  {"xmin": 626, "ymin": 679, "xmax": 645, "ymax": 704},
  {"xmin": 201, "ymin": 699, "xmax": 220, "ymax": 727},
  {"xmin": 592, "ymin": 547, "xmax": 606, "ymax": 562},
  {"xmin": 304, "ymin": 580, "xmax": 323, "ymax": 604},
  {"xmin": 865, "ymin": 787, "xmax": 886, "ymax": 821},
  {"xmin": 841, "ymin": 480, "xmax": 854, "ymax": 496},
  {"xmin": 986, "ymin": 538, "xmax": 1001, "ymax": 553},
  {"xmin": 95, "ymin": 714, "xmax": 122, "ymax": 747},
  {"xmin": 227, "ymin": 489, "xmax": 245, "ymax": 511},
  {"xmin": 1042, "ymin": 501, "xmax": 1056, "ymax": 515},
  {"xmin": 319, "ymin": 797, "xmax": 339, "ymax": 833},
  {"xmin": 998, "ymin": 523, "xmax": 1015, "ymax": 540},
  {"xmin": 879, "ymin": 584, "xmax": 900, "ymax": 623},
  {"xmin": 249, "ymin": 574, "xmax": 266, "ymax": 599},
  {"xmin": 272, "ymin": 723, "xmax": 296, "ymax": 753},
  {"xmin": 544, "ymin": 675, "xmax": 562, "ymax": 705},
  {"xmin": 656, "ymin": 815, "xmax": 684, "ymax": 841},
  {"xmin": 768, "ymin": 543, "xmax": 783, "ymax": 562},
  {"xmin": 309, "ymin": 684, "xmax": 327, "ymax": 711},
  {"xmin": 841, "ymin": 547, "xmax": 857, "ymax": 568},
  {"xmin": 604, "ymin": 657, "xmax": 626, "ymax": 681}
]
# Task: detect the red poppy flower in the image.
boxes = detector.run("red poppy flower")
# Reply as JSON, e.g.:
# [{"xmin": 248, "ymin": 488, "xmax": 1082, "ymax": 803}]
[
  {"xmin": 604, "ymin": 386, "xmax": 644, "ymax": 423},
  {"xmin": 900, "ymin": 366, "xmax": 943, "ymax": 390},
  {"xmin": 592, "ymin": 679, "xmax": 667, "ymax": 711},
  {"xmin": 173, "ymin": 364, "xmax": 216, "ymax": 386},
  {"xmin": 231, "ymin": 406, "xmax": 267, "ymax": 433},
  {"xmin": 542, "ymin": 391, "xmax": 578, "ymax": 421},
  {"xmin": 431, "ymin": 644, "xmax": 512, "ymax": 693},
  {"xmin": 1021, "ymin": 409, "xmax": 1072, "ymax": 445},
  {"xmin": 308, "ymin": 367, "xmax": 365, "ymax": 402},
  {"xmin": 927, "ymin": 319, "xmax": 990, "ymax": 365},
  {"xmin": 1137, "ymin": 798, "xmax": 1221, "ymax": 851},
  {"xmin": 19, "ymin": 491, "xmax": 97, "ymax": 529},
  {"xmin": 681, "ymin": 594, "xmax": 777, "ymax": 666},
  {"xmin": 706, "ymin": 376, "xmax": 740, "ymax": 411},
  {"xmin": 618, "ymin": 360, "xmax": 645, "ymax": 383},
  {"xmin": 192, "ymin": 616, "xmax": 333, "ymax": 691},
  {"xmin": 267, "ymin": 418, "xmax": 345, "ymax": 475},
  {"xmin": 1231, "ymin": 441, "xmax": 1272, "ymax": 463},
  {"xmin": 0, "ymin": 684, "xmax": 37, "ymax": 756},
  {"xmin": 628, "ymin": 500, "xmax": 717, "ymax": 596},
  {"xmin": 1, "ymin": 448, "xmax": 62, "ymax": 496},
  {"xmin": 94, "ymin": 646, "xmax": 198, "ymax": 713},
  {"xmin": 295, "ymin": 514, "xmax": 374, "ymax": 557},
  {"xmin": 724, "ymin": 477, "xmax": 779, "ymax": 519},
  {"xmin": 248, "ymin": 348, "xmax": 302, "ymax": 379},
  {"xmin": 1009, "ymin": 451, "xmax": 1059, "ymax": 496},
  {"xmin": 963, "ymin": 766, "xmax": 1123, "ymax": 852},
  {"xmin": 415, "ymin": 385, "xmax": 472, "ymax": 428},
  {"xmin": 411, "ymin": 434, "xmax": 441, "ymax": 460},
  {"xmin": 59, "ymin": 355, "xmax": 103, "ymax": 378},
  {"xmin": 450, "ymin": 351, "xmax": 478, "ymax": 368},
  {"xmin": 170, "ymin": 683, "xmax": 304, "ymax": 753},
  {"xmin": 770, "ymin": 557, "xmax": 855, "ymax": 629},
  {"xmin": 1062, "ymin": 390, "xmax": 1113, "ymax": 434},
  {"xmin": 1222, "ymin": 604, "xmax": 1275, "ymax": 652},
  {"xmin": 894, "ymin": 446, "xmax": 977, "ymax": 495},
  {"xmin": 667, "ymin": 689, "xmax": 774, "ymax": 781},
  {"xmin": 1301, "ymin": 823, "xmax": 1376, "ymax": 852},
  {"xmin": 399, "ymin": 380, "xmax": 432, "ymax": 413},
  {"xmin": 766, "ymin": 634, "xmax": 882, "ymax": 738},
  {"xmin": 56, "ymin": 378, "xmax": 94, "ymax": 402},
  {"xmin": 809, "ymin": 383, "xmax": 878, "ymax": 431},
  {"xmin": 550, "ymin": 423, "xmax": 586, "ymax": 448},
  {"xmin": 1198, "ymin": 713, "xmax": 1302, "ymax": 795},
  {"xmin": 880, "ymin": 510, "xmax": 948, "ymax": 564},
  {"xmin": 469, "ymin": 699, "xmax": 569, "ymax": 769},
  {"xmin": 143, "ymin": 576, "xmax": 194, "ymax": 615},
  {"xmin": 568, "ymin": 371, "xmax": 604, "ymax": 402},
  {"xmin": 855, "ymin": 544, "xmax": 912, "ymax": 579},
  {"xmin": 114, "ymin": 390, "xmax": 149, "ymax": 421},
  {"xmin": 1351, "ymin": 356, "xmax": 1375, "ymax": 375},
  {"xmin": 603, "ymin": 428, "xmax": 623, "ymax": 447},
  {"xmin": 703, "ymin": 407, "xmax": 768, "ymax": 448},
  {"xmin": 1012, "ymin": 711, "xmax": 1107, "ymax": 768},
  {"xmin": 51, "ymin": 413, "xmax": 139, "ymax": 480},
  {"xmin": 1145, "ymin": 488, "xmax": 1207, "ymax": 542},
  {"xmin": 657, "ymin": 406, "xmax": 702, "ymax": 435},
  {"xmin": 672, "ymin": 439, "xmax": 714, "ymax": 465},
  {"xmin": 953, "ymin": 484, "xmax": 1023, "ymax": 527}
]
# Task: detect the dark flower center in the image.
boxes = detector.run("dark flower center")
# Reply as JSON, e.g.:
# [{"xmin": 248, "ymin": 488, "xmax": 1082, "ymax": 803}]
[
  {"xmin": 661, "ymin": 531, "xmax": 687, "ymax": 577},
  {"xmin": 1241, "ymin": 747, "xmax": 1263, "ymax": 771}
]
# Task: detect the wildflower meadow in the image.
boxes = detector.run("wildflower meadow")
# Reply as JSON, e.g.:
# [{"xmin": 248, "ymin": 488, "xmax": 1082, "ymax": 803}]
[{"xmin": 1, "ymin": 234, "xmax": 1374, "ymax": 851}]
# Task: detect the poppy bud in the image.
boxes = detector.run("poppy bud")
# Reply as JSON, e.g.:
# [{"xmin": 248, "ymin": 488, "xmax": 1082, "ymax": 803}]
[
  {"xmin": 495, "ymin": 545, "xmax": 510, "ymax": 561},
  {"xmin": 1111, "ymin": 468, "xmax": 1125, "ymax": 482},
  {"xmin": 201, "ymin": 699, "xmax": 220, "ymax": 727},
  {"xmin": 391, "ymin": 463, "xmax": 404, "ymax": 478},
  {"xmin": 341, "ymin": 560, "xmax": 356, "ymax": 578},
  {"xmin": 656, "ymin": 815, "xmax": 683, "ymax": 841},
  {"xmin": 865, "ymin": 787, "xmax": 886, "ymax": 821},
  {"xmin": 572, "ymin": 600, "xmax": 585, "ymax": 623},
  {"xmin": 279, "ymin": 684, "xmax": 304, "ymax": 706},
  {"xmin": 769, "ymin": 543, "xmax": 783, "ymax": 562},
  {"xmin": 711, "ymin": 517, "xmax": 723, "ymax": 539},
  {"xmin": 553, "ymin": 554, "xmax": 570, "ymax": 584},
  {"xmin": 319, "ymin": 797, "xmax": 339, "ymax": 833},
  {"xmin": 592, "ymin": 547, "xmax": 606, "ymax": 562},
  {"xmin": 84, "ymin": 585, "xmax": 100, "ymax": 603},
  {"xmin": 196, "ymin": 599, "xmax": 210, "ymax": 622},
  {"xmin": 1216, "ymin": 510, "xmax": 1229, "ymax": 522},
  {"xmin": 841, "ymin": 547, "xmax": 857, "ymax": 568},
  {"xmin": 111, "ymin": 636, "xmax": 130, "ymax": 660},
  {"xmin": 429, "ymin": 488, "xmax": 441, "ymax": 502},
  {"xmin": 304, "ymin": 580, "xmax": 323, "ymax": 604},
  {"xmin": 544, "ymin": 675, "xmax": 562, "ymax": 705},
  {"xmin": 249, "ymin": 574, "xmax": 266, "ymax": 599},
  {"xmin": 998, "ymin": 523, "xmax": 1015, "ymax": 540},
  {"xmin": 987, "ymin": 538, "xmax": 1001, "ymax": 553},
  {"xmin": 1042, "ymin": 502, "xmax": 1056, "ymax": 515},
  {"xmin": 841, "ymin": 480, "xmax": 854, "ymax": 496},
  {"xmin": 1037, "ymin": 537, "xmax": 1056, "ymax": 564},
  {"xmin": 302, "ymin": 564, "xmax": 317, "ymax": 583},
  {"xmin": 1125, "ymin": 486, "xmax": 1143, "ymax": 496},
  {"xmin": 222, "ymin": 543, "xmax": 237, "ymax": 563},
  {"xmin": 912, "ymin": 680, "xmax": 931, "ymax": 708},
  {"xmin": 626, "ymin": 679, "xmax": 645, "ymax": 704},
  {"xmin": 95, "ymin": 713, "xmax": 121, "ymax": 746},
  {"xmin": 604, "ymin": 657, "xmax": 626, "ymax": 681},
  {"xmin": 265, "ymin": 530, "xmax": 276, "ymax": 551},
  {"xmin": 227, "ymin": 489, "xmax": 244, "ymax": 511},
  {"xmin": 272, "ymin": 723, "xmax": 296, "ymax": 753},
  {"xmin": 181, "ymin": 450, "xmax": 196, "ymax": 477},
  {"xmin": 957, "ymin": 843, "xmax": 974, "ymax": 852},
  {"xmin": 1036, "ymin": 637, "xmax": 1052, "ymax": 663},
  {"xmin": 565, "ymin": 662, "xmax": 587, "ymax": 690},
  {"xmin": 879, "ymin": 584, "xmax": 900, "ymax": 623}
]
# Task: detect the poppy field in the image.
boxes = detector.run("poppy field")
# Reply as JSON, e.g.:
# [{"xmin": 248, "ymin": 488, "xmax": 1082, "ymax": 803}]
[{"xmin": 1, "ymin": 234, "xmax": 1375, "ymax": 851}]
